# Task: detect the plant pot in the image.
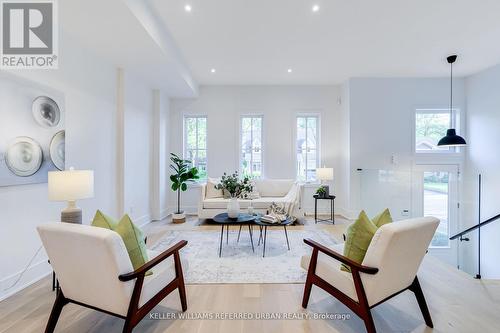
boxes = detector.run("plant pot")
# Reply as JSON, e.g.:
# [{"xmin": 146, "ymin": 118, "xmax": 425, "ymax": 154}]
[
  {"xmin": 172, "ymin": 211, "xmax": 186, "ymax": 224},
  {"xmin": 227, "ymin": 198, "xmax": 240, "ymax": 218}
]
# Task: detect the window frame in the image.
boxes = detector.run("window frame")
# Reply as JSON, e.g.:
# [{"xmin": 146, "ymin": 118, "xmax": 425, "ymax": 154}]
[
  {"xmin": 183, "ymin": 115, "xmax": 208, "ymax": 182},
  {"xmin": 239, "ymin": 115, "xmax": 264, "ymax": 179},
  {"xmin": 295, "ymin": 114, "xmax": 321, "ymax": 183},
  {"xmin": 414, "ymin": 108, "xmax": 462, "ymax": 155}
]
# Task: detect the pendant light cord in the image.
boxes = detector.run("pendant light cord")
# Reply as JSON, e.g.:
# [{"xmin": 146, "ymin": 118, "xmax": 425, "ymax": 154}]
[{"xmin": 450, "ymin": 60, "xmax": 453, "ymax": 117}]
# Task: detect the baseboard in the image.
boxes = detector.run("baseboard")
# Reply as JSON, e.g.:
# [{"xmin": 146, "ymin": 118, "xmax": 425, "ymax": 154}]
[
  {"xmin": 135, "ymin": 214, "xmax": 152, "ymax": 228},
  {"xmin": 167, "ymin": 205, "xmax": 198, "ymax": 215},
  {"xmin": 151, "ymin": 208, "xmax": 169, "ymax": 221},
  {"xmin": 0, "ymin": 259, "xmax": 51, "ymax": 302}
]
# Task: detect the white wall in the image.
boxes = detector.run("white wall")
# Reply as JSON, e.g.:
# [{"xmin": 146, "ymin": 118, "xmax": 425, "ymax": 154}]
[
  {"xmin": 462, "ymin": 63, "xmax": 500, "ymax": 278},
  {"xmin": 0, "ymin": 32, "xmax": 166, "ymax": 300},
  {"xmin": 346, "ymin": 77, "xmax": 466, "ymax": 218},
  {"xmin": 169, "ymin": 85, "xmax": 344, "ymax": 216},
  {"xmin": 0, "ymin": 34, "xmax": 118, "ymax": 300}
]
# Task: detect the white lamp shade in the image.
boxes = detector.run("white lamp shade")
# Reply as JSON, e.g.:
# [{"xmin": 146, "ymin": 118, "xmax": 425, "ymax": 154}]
[
  {"xmin": 316, "ymin": 167, "xmax": 334, "ymax": 181},
  {"xmin": 48, "ymin": 170, "xmax": 94, "ymax": 201}
]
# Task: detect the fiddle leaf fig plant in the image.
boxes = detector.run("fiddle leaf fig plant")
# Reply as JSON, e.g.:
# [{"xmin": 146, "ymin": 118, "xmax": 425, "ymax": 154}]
[{"xmin": 170, "ymin": 153, "xmax": 199, "ymax": 214}]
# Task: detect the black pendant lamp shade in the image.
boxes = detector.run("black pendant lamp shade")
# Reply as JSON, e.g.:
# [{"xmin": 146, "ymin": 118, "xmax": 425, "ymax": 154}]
[
  {"xmin": 438, "ymin": 129, "xmax": 466, "ymax": 146},
  {"xmin": 437, "ymin": 55, "xmax": 467, "ymax": 147}
]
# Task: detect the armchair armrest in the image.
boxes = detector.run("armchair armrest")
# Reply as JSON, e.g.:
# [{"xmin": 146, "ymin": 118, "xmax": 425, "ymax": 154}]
[
  {"xmin": 303, "ymin": 238, "xmax": 378, "ymax": 275},
  {"xmin": 119, "ymin": 240, "xmax": 188, "ymax": 282}
]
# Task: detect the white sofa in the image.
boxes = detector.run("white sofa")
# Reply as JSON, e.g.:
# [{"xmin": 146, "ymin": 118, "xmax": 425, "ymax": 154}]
[{"xmin": 198, "ymin": 179, "xmax": 303, "ymax": 219}]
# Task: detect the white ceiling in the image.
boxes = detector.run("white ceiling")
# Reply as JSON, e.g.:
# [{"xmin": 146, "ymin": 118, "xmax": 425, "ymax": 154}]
[
  {"xmin": 61, "ymin": 0, "xmax": 197, "ymax": 97},
  {"xmin": 149, "ymin": 0, "xmax": 500, "ymax": 85}
]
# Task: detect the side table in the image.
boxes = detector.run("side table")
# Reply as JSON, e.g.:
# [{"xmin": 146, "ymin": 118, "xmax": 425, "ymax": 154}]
[{"xmin": 313, "ymin": 194, "xmax": 335, "ymax": 224}]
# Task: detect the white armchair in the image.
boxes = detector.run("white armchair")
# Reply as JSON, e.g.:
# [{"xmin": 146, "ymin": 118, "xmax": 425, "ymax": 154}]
[
  {"xmin": 301, "ymin": 217, "xmax": 439, "ymax": 333},
  {"xmin": 37, "ymin": 223, "xmax": 188, "ymax": 333}
]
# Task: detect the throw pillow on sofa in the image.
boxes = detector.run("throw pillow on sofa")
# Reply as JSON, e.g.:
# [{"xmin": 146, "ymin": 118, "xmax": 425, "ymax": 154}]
[
  {"xmin": 92, "ymin": 211, "xmax": 150, "ymax": 274},
  {"xmin": 206, "ymin": 178, "xmax": 223, "ymax": 199}
]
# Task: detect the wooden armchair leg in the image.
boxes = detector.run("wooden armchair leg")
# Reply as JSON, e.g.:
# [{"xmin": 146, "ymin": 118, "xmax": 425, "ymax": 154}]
[
  {"xmin": 45, "ymin": 290, "xmax": 68, "ymax": 333},
  {"xmin": 409, "ymin": 276, "xmax": 433, "ymax": 328},
  {"xmin": 362, "ymin": 310, "xmax": 376, "ymax": 333},
  {"xmin": 122, "ymin": 319, "xmax": 134, "ymax": 333},
  {"xmin": 174, "ymin": 252, "xmax": 188, "ymax": 312},
  {"xmin": 302, "ymin": 249, "xmax": 318, "ymax": 308},
  {"xmin": 302, "ymin": 279, "xmax": 313, "ymax": 309}
]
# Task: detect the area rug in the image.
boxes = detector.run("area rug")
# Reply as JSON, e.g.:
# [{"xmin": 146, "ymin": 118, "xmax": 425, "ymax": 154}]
[{"xmin": 150, "ymin": 228, "xmax": 339, "ymax": 284}]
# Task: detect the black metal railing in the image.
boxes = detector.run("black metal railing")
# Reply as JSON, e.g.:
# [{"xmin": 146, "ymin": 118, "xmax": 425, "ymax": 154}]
[
  {"xmin": 448, "ymin": 174, "xmax": 500, "ymax": 279},
  {"xmin": 450, "ymin": 213, "xmax": 500, "ymax": 240}
]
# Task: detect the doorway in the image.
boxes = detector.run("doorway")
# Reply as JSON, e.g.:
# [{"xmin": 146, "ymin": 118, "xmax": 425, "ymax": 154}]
[{"xmin": 412, "ymin": 165, "xmax": 459, "ymax": 267}]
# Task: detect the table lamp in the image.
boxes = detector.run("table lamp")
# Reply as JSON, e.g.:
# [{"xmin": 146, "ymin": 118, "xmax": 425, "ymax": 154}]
[
  {"xmin": 316, "ymin": 167, "xmax": 334, "ymax": 197},
  {"xmin": 48, "ymin": 167, "xmax": 94, "ymax": 224}
]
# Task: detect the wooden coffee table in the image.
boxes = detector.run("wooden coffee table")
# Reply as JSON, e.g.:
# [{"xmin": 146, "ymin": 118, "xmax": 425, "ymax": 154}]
[{"xmin": 212, "ymin": 213, "xmax": 256, "ymax": 257}]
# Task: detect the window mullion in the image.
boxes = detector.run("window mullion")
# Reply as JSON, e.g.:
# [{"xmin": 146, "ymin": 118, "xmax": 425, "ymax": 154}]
[
  {"xmin": 250, "ymin": 117, "xmax": 254, "ymax": 177},
  {"xmin": 305, "ymin": 117, "xmax": 309, "ymax": 181}
]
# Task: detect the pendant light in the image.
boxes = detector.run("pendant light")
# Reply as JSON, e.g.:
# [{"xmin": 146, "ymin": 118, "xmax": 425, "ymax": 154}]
[{"xmin": 437, "ymin": 55, "xmax": 467, "ymax": 147}]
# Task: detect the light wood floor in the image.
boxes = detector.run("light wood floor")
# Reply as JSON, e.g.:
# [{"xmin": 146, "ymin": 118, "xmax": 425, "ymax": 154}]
[{"xmin": 2, "ymin": 216, "xmax": 500, "ymax": 333}]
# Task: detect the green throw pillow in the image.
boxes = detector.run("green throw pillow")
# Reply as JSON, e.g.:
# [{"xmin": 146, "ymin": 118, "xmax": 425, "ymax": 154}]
[
  {"xmin": 341, "ymin": 210, "xmax": 379, "ymax": 272},
  {"xmin": 372, "ymin": 208, "xmax": 393, "ymax": 227},
  {"xmin": 92, "ymin": 210, "xmax": 118, "ymax": 229},
  {"xmin": 92, "ymin": 211, "xmax": 150, "ymax": 275}
]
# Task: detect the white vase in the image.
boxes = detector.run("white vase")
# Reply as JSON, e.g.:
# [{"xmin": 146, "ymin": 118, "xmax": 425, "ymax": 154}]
[{"xmin": 227, "ymin": 197, "xmax": 240, "ymax": 218}]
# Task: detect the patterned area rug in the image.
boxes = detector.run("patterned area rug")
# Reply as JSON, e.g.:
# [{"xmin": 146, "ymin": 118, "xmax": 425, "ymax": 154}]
[{"xmin": 151, "ymin": 228, "xmax": 339, "ymax": 284}]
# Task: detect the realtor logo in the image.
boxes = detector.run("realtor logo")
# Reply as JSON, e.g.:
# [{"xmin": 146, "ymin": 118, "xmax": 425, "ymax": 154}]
[{"xmin": 1, "ymin": 0, "xmax": 58, "ymax": 69}]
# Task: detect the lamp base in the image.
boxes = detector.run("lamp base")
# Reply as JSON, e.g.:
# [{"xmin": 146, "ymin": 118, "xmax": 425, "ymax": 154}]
[{"xmin": 61, "ymin": 207, "xmax": 82, "ymax": 224}]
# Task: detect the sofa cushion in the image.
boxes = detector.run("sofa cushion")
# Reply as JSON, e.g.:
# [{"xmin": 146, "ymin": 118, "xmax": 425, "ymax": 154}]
[
  {"xmin": 206, "ymin": 178, "xmax": 223, "ymax": 199},
  {"xmin": 254, "ymin": 179, "xmax": 294, "ymax": 197},
  {"xmin": 203, "ymin": 197, "xmax": 288, "ymax": 209}
]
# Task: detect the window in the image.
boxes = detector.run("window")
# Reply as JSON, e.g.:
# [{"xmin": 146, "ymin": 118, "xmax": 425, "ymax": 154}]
[
  {"xmin": 415, "ymin": 109, "xmax": 459, "ymax": 153},
  {"xmin": 296, "ymin": 115, "xmax": 319, "ymax": 182},
  {"xmin": 184, "ymin": 116, "xmax": 207, "ymax": 180},
  {"xmin": 240, "ymin": 116, "xmax": 263, "ymax": 178}
]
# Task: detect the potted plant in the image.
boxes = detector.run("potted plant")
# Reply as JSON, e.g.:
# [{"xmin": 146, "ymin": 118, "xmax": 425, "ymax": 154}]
[
  {"xmin": 170, "ymin": 153, "xmax": 199, "ymax": 223},
  {"xmin": 316, "ymin": 185, "xmax": 327, "ymax": 198},
  {"xmin": 215, "ymin": 172, "xmax": 252, "ymax": 218}
]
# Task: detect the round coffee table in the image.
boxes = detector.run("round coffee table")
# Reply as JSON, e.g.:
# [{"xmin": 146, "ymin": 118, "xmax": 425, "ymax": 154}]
[
  {"xmin": 212, "ymin": 213, "xmax": 256, "ymax": 257},
  {"xmin": 254, "ymin": 218, "xmax": 294, "ymax": 257}
]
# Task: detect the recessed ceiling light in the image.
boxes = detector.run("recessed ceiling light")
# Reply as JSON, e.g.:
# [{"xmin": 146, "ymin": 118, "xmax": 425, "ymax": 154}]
[
  {"xmin": 287, "ymin": 68, "xmax": 293, "ymax": 73},
  {"xmin": 210, "ymin": 68, "xmax": 216, "ymax": 73},
  {"xmin": 184, "ymin": 4, "xmax": 192, "ymax": 12},
  {"xmin": 312, "ymin": 5, "xmax": 320, "ymax": 12}
]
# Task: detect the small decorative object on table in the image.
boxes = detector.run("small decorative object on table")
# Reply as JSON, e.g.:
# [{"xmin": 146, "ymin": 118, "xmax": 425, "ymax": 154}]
[
  {"xmin": 170, "ymin": 153, "xmax": 199, "ymax": 223},
  {"xmin": 215, "ymin": 171, "xmax": 252, "ymax": 218},
  {"xmin": 315, "ymin": 185, "xmax": 328, "ymax": 198}
]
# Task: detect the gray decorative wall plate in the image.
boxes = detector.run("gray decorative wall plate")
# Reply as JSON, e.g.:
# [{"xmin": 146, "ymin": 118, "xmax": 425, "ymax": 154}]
[
  {"xmin": 49, "ymin": 130, "xmax": 65, "ymax": 170},
  {"xmin": 32, "ymin": 96, "xmax": 60, "ymax": 128},
  {"xmin": 5, "ymin": 137, "xmax": 43, "ymax": 177}
]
